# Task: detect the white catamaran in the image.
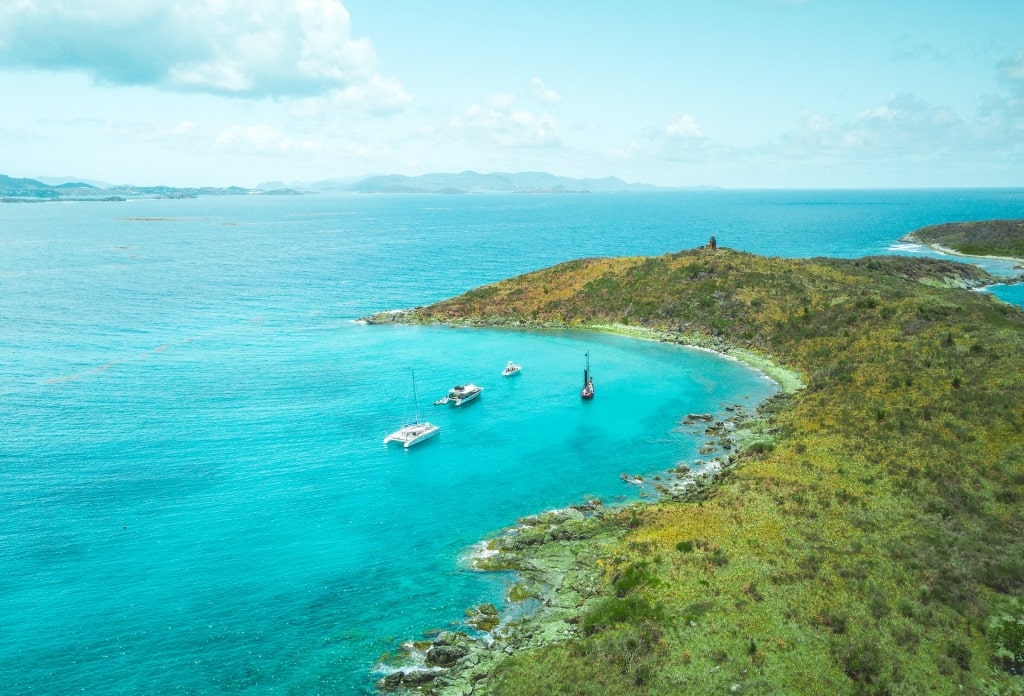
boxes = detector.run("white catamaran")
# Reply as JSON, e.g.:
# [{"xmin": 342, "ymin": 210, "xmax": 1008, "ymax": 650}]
[{"xmin": 384, "ymin": 370, "xmax": 439, "ymax": 448}]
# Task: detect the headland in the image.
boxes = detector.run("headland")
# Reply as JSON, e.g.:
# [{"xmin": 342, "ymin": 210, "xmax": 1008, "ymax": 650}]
[
  {"xmin": 367, "ymin": 246, "xmax": 1024, "ymax": 694},
  {"xmin": 901, "ymin": 219, "xmax": 1024, "ymax": 266}
]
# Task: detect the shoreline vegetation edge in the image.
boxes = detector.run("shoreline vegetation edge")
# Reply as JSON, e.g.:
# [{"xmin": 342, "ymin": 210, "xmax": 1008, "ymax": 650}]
[
  {"xmin": 365, "ymin": 310, "xmax": 800, "ymax": 693},
  {"xmin": 363, "ymin": 239, "xmax": 1024, "ymax": 694}
]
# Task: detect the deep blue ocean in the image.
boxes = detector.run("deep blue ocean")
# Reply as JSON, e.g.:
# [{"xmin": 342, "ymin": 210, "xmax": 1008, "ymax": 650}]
[{"xmin": 2, "ymin": 189, "xmax": 1023, "ymax": 694}]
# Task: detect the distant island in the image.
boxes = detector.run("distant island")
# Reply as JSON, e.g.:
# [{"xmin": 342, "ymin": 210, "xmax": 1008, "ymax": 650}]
[
  {"xmin": 366, "ymin": 245, "xmax": 1024, "ymax": 694},
  {"xmin": 0, "ymin": 173, "xmax": 296, "ymax": 202},
  {"xmin": 333, "ymin": 171, "xmax": 670, "ymax": 194},
  {"xmin": 0, "ymin": 170, "xmax": 681, "ymax": 203},
  {"xmin": 902, "ymin": 219, "xmax": 1024, "ymax": 261}
]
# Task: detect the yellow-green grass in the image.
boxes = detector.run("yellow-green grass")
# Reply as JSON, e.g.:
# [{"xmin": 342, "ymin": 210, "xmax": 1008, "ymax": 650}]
[{"xmin": 375, "ymin": 248, "xmax": 1024, "ymax": 694}]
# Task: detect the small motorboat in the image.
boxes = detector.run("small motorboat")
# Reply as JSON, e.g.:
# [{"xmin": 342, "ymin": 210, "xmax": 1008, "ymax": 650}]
[
  {"xmin": 435, "ymin": 383, "xmax": 483, "ymax": 406},
  {"xmin": 501, "ymin": 361, "xmax": 522, "ymax": 377}
]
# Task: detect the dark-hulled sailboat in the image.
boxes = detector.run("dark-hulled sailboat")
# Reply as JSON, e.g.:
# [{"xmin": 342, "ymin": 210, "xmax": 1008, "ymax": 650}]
[{"xmin": 580, "ymin": 350, "xmax": 594, "ymax": 400}]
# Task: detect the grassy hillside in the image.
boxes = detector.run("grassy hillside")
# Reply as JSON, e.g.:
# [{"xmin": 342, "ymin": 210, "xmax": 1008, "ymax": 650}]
[
  {"xmin": 376, "ymin": 248, "xmax": 1024, "ymax": 695},
  {"xmin": 904, "ymin": 220, "xmax": 1024, "ymax": 259}
]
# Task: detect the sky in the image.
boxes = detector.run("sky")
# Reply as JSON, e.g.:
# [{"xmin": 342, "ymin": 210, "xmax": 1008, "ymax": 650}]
[{"xmin": 1, "ymin": 0, "xmax": 1023, "ymax": 189}]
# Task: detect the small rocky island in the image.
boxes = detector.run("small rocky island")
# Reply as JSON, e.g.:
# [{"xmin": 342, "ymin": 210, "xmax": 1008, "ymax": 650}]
[{"xmin": 369, "ymin": 243, "xmax": 1024, "ymax": 694}]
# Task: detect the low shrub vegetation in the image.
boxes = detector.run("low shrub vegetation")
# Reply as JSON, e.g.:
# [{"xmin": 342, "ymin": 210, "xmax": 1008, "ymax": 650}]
[
  {"xmin": 401, "ymin": 247, "xmax": 1024, "ymax": 693},
  {"xmin": 905, "ymin": 219, "xmax": 1024, "ymax": 258}
]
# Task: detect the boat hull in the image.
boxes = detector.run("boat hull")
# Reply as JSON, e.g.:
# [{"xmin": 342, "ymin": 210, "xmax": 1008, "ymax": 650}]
[
  {"xmin": 441, "ymin": 384, "xmax": 483, "ymax": 406},
  {"xmin": 451, "ymin": 390, "xmax": 481, "ymax": 405},
  {"xmin": 581, "ymin": 356, "xmax": 594, "ymax": 399},
  {"xmin": 384, "ymin": 422, "xmax": 440, "ymax": 448}
]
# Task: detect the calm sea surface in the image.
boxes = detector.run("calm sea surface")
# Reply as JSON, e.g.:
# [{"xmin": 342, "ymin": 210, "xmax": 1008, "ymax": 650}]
[{"xmin": 2, "ymin": 190, "xmax": 1023, "ymax": 694}]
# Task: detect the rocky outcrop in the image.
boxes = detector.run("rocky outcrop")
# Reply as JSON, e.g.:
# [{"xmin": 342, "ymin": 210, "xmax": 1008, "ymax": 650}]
[
  {"xmin": 375, "ymin": 502, "xmax": 624, "ymax": 693},
  {"xmin": 425, "ymin": 644, "xmax": 469, "ymax": 668}
]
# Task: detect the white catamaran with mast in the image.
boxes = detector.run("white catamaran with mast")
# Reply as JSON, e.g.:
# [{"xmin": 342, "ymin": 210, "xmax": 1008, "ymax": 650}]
[{"xmin": 384, "ymin": 369, "xmax": 440, "ymax": 448}]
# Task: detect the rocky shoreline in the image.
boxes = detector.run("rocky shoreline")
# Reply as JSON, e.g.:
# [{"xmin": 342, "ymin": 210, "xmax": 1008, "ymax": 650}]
[
  {"xmin": 366, "ymin": 306, "xmax": 794, "ymax": 693},
  {"xmin": 367, "ymin": 310, "xmax": 792, "ymax": 693},
  {"xmin": 898, "ymin": 233, "xmax": 1024, "ymax": 273},
  {"xmin": 373, "ymin": 397, "xmax": 781, "ymax": 694},
  {"xmin": 364, "ymin": 246, "xmax": 1024, "ymax": 691}
]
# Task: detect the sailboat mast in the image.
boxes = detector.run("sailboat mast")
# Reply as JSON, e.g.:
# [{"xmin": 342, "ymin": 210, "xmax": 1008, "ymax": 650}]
[{"xmin": 411, "ymin": 368, "xmax": 421, "ymax": 424}]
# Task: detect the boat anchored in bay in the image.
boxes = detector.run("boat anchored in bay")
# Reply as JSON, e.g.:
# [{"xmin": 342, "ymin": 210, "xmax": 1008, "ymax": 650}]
[
  {"xmin": 435, "ymin": 383, "xmax": 483, "ymax": 406},
  {"xmin": 580, "ymin": 351, "xmax": 594, "ymax": 400},
  {"xmin": 501, "ymin": 361, "xmax": 522, "ymax": 377},
  {"xmin": 384, "ymin": 370, "xmax": 439, "ymax": 448}
]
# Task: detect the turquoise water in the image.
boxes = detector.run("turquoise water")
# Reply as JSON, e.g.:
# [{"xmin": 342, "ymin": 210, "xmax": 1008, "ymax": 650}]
[
  {"xmin": 2, "ymin": 190, "xmax": 1023, "ymax": 694},
  {"xmin": 989, "ymin": 282, "xmax": 1024, "ymax": 306}
]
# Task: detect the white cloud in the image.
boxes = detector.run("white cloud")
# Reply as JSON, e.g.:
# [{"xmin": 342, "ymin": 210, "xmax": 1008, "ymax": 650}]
[
  {"xmin": 214, "ymin": 123, "xmax": 325, "ymax": 155},
  {"xmin": 767, "ymin": 53, "xmax": 1024, "ymax": 166},
  {"xmin": 458, "ymin": 92, "xmax": 561, "ymax": 148},
  {"xmin": 0, "ymin": 0, "xmax": 404, "ymax": 104},
  {"xmin": 665, "ymin": 113, "xmax": 703, "ymax": 138},
  {"xmin": 436, "ymin": 79, "xmax": 564, "ymax": 152},
  {"xmin": 291, "ymin": 75, "xmax": 412, "ymax": 117},
  {"xmin": 852, "ymin": 93, "xmax": 965, "ymax": 147},
  {"xmin": 171, "ymin": 121, "xmax": 197, "ymax": 136},
  {"xmin": 530, "ymin": 77, "xmax": 561, "ymax": 104},
  {"xmin": 635, "ymin": 113, "xmax": 713, "ymax": 163},
  {"xmin": 976, "ymin": 93, "xmax": 1024, "ymax": 148},
  {"xmin": 769, "ymin": 88, "xmax": 1024, "ymax": 166}
]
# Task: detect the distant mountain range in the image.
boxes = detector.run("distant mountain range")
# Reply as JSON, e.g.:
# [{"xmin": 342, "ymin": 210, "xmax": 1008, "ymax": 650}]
[
  {"xmin": 317, "ymin": 171, "xmax": 666, "ymax": 194},
  {"xmin": 0, "ymin": 173, "xmax": 271, "ymax": 201},
  {"xmin": 2, "ymin": 170, "xmax": 691, "ymax": 202}
]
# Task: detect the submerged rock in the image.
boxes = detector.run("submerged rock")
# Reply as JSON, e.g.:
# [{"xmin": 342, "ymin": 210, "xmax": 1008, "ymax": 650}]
[{"xmin": 465, "ymin": 603, "xmax": 500, "ymax": 632}]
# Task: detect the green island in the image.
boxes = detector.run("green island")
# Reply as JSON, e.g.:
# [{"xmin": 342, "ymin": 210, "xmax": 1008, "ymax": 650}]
[
  {"xmin": 369, "ymin": 243, "xmax": 1024, "ymax": 695},
  {"xmin": 902, "ymin": 219, "xmax": 1024, "ymax": 262}
]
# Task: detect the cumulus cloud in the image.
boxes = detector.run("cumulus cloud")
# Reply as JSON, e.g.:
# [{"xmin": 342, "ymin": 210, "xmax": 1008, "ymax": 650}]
[
  {"xmin": 214, "ymin": 124, "xmax": 326, "ymax": 154},
  {"xmin": 976, "ymin": 92, "xmax": 1024, "ymax": 148},
  {"xmin": 770, "ymin": 52, "xmax": 1024, "ymax": 166},
  {"xmin": 171, "ymin": 121, "xmax": 197, "ymax": 137},
  {"xmin": 853, "ymin": 93, "xmax": 965, "ymax": 147},
  {"xmin": 638, "ymin": 112, "xmax": 714, "ymax": 162},
  {"xmin": 766, "ymin": 87, "xmax": 1024, "ymax": 180},
  {"xmin": 530, "ymin": 77, "xmax": 561, "ymax": 104},
  {"xmin": 458, "ymin": 91, "xmax": 561, "ymax": 148},
  {"xmin": 665, "ymin": 113, "xmax": 703, "ymax": 138},
  {"xmin": 776, "ymin": 93, "xmax": 975, "ymax": 158},
  {"xmin": 291, "ymin": 75, "xmax": 412, "ymax": 117},
  {"xmin": 0, "ymin": 0, "xmax": 407, "ymax": 103}
]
